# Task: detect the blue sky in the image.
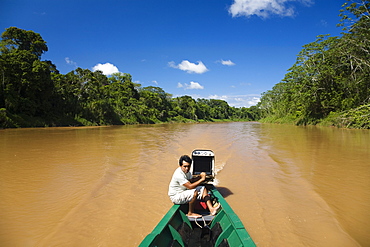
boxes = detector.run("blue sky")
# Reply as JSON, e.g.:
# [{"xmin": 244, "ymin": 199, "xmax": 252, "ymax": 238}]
[{"xmin": 1, "ymin": 0, "xmax": 344, "ymax": 107}]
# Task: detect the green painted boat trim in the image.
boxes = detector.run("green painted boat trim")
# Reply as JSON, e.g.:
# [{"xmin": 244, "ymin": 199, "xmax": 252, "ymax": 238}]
[{"xmin": 139, "ymin": 185, "xmax": 256, "ymax": 247}]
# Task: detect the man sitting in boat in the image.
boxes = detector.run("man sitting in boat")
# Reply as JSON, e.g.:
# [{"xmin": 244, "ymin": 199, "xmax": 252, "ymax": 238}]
[{"xmin": 168, "ymin": 155, "xmax": 220, "ymax": 218}]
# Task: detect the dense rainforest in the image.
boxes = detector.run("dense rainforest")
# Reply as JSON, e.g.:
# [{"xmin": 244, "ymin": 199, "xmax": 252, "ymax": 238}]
[
  {"xmin": 1, "ymin": 0, "xmax": 369, "ymax": 129},
  {"xmin": 258, "ymin": 0, "xmax": 370, "ymax": 129},
  {"xmin": 0, "ymin": 28, "xmax": 260, "ymax": 128}
]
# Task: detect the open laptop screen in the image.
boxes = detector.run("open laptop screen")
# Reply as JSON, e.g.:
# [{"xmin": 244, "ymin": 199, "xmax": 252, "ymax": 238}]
[{"xmin": 192, "ymin": 156, "xmax": 212, "ymax": 175}]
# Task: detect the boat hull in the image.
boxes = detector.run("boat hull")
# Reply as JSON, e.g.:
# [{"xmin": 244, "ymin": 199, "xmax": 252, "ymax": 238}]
[{"xmin": 139, "ymin": 185, "xmax": 256, "ymax": 247}]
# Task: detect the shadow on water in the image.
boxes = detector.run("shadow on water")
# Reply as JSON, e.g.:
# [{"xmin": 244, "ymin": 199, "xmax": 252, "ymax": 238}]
[{"xmin": 216, "ymin": 187, "xmax": 233, "ymax": 198}]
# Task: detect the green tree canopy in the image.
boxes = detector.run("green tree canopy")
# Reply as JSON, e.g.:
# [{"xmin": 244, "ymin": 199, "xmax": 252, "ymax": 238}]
[
  {"xmin": 258, "ymin": 1, "xmax": 370, "ymax": 126},
  {"xmin": 0, "ymin": 27, "xmax": 55, "ymax": 117},
  {"xmin": 1, "ymin": 26, "xmax": 48, "ymax": 58}
]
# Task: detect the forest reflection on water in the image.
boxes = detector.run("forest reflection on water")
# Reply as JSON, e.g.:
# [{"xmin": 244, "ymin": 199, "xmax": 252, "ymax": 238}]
[{"xmin": 0, "ymin": 122, "xmax": 369, "ymax": 246}]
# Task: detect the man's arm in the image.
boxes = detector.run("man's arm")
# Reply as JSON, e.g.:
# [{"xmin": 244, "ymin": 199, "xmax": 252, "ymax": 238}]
[
  {"xmin": 189, "ymin": 176, "xmax": 201, "ymax": 183},
  {"xmin": 183, "ymin": 172, "xmax": 206, "ymax": 190}
]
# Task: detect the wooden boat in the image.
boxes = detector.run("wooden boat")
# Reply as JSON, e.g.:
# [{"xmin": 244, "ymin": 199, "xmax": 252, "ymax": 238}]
[{"xmin": 139, "ymin": 184, "xmax": 256, "ymax": 247}]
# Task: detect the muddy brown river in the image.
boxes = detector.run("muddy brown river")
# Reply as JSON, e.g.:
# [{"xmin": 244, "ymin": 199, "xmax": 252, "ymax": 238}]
[{"xmin": 0, "ymin": 122, "xmax": 369, "ymax": 246}]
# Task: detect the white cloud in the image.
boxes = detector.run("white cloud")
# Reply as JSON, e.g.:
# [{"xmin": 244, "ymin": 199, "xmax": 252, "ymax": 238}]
[
  {"xmin": 209, "ymin": 94, "xmax": 260, "ymax": 107},
  {"xmin": 65, "ymin": 57, "xmax": 77, "ymax": 67},
  {"xmin": 247, "ymin": 96, "xmax": 261, "ymax": 106},
  {"xmin": 188, "ymin": 81, "xmax": 204, "ymax": 89},
  {"xmin": 320, "ymin": 19, "xmax": 328, "ymax": 27},
  {"xmin": 173, "ymin": 93, "xmax": 260, "ymax": 107},
  {"xmin": 169, "ymin": 60, "xmax": 209, "ymax": 74},
  {"xmin": 178, "ymin": 81, "xmax": 204, "ymax": 90},
  {"xmin": 92, "ymin": 63, "xmax": 119, "ymax": 75},
  {"xmin": 229, "ymin": 0, "xmax": 313, "ymax": 18},
  {"xmin": 219, "ymin": 59, "xmax": 235, "ymax": 66}
]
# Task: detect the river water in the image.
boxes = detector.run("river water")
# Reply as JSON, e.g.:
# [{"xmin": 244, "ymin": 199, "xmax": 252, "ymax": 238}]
[{"xmin": 0, "ymin": 122, "xmax": 369, "ymax": 247}]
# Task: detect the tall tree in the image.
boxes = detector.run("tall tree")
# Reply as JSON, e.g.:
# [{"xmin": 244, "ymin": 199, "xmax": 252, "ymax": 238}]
[
  {"xmin": 139, "ymin": 86, "xmax": 172, "ymax": 122},
  {"xmin": 0, "ymin": 27, "xmax": 56, "ymax": 117},
  {"xmin": 338, "ymin": 0, "xmax": 370, "ymax": 107},
  {"xmin": 1, "ymin": 26, "xmax": 48, "ymax": 58},
  {"xmin": 108, "ymin": 73, "xmax": 140, "ymax": 124},
  {"xmin": 173, "ymin": 96, "xmax": 197, "ymax": 120}
]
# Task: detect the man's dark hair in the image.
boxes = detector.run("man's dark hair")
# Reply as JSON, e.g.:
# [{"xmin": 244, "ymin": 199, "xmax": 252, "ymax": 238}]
[{"xmin": 179, "ymin": 155, "xmax": 192, "ymax": 166}]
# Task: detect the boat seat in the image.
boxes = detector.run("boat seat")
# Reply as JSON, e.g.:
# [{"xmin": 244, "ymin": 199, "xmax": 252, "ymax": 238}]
[{"xmin": 187, "ymin": 214, "xmax": 214, "ymax": 222}]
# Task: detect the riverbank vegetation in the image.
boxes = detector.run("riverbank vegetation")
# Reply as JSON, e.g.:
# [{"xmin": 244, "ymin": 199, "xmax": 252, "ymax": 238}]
[
  {"xmin": 0, "ymin": 27, "xmax": 259, "ymax": 128},
  {"xmin": 258, "ymin": 0, "xmax": 370, "ymax": 129}
]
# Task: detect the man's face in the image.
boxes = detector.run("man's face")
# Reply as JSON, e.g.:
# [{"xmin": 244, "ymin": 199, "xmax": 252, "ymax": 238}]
[{"xmin": 181, "ymin": 161, "xmax": 191, "ymax": 173}]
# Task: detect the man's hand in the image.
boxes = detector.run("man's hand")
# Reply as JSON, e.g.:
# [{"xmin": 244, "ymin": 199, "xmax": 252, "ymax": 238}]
[{"xmin": 184, "ymin": 172, "xmax": 207, "ymax": 190}]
